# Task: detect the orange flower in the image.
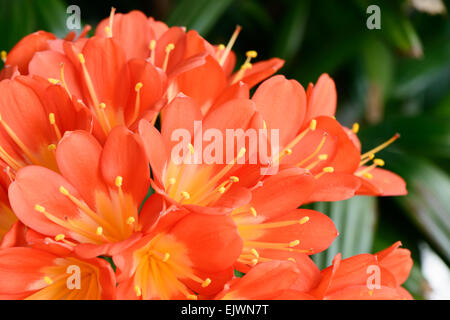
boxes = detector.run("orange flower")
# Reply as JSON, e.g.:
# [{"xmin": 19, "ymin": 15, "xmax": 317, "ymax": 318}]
[
  {"xmin": 215, "ymin": 260, "xmax": 317, "ymax": 300},
  {"xmin": 113, "ymin": 209, "xmax": 242, "ymax": 300},
  {"xmin": 139, "ymin": 94, "xmax": 264, "ymax": 214},
  {"xmin": 229, "ymin": 168, "xmax": 338, "ymax": 272},
  {"xmin": 216, "ymin": 242, "xmax": 413, "ymax": 300},
  {"xmin": 8, "ymin": 127, "xmax": 151, "ymax": 258},
  {"xmin": 308, "ymin": 241, "xmax": 413, "ymax": 300},
  {"xmin": 0, "ymin": 76, "xmax": 93, "ymax": 175},
  {"xmin": 253, "ymin": 73, "xmax": 406, "ymax": 200},
  {"xmin": 0, "ymin": 246, "xmax": 116, "ymax": 299}
]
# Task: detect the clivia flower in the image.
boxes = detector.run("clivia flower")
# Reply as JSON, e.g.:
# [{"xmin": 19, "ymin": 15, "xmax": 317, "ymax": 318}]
[
  {"xmin": 113, "ymin": 209, "xmax": 242, "ymax": 300},
  {"xmin": 0, "ymin": 76, "xmax": 92, "ymax": 175},
  {"xmin": 253, "ymin": 73, "xmax": 406, "ymax": 201},
  {"xmin": 8, "ymin": 126, "xmax": 151, "ymax": 258},
  {"xmin": 0, "ymin": 246, "xmax": 116, "ymax": 299},
  {"xmin": 216, "ymin": 242, "xmax": 413, "ymax": 300},
  {"xmin": 138, "ymin": 94, "xmax": 264, "ymax": 215}
]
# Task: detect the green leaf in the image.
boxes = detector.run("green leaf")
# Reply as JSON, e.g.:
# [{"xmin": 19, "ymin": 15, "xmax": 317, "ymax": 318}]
[
  {"xmin": 359, "ymin": 115, "xmax": 450, "ymax": 159},
  {"xmin": 311, "ymin": 196, "xmax": 377, "ymax": 269},
  {"xmin": 271, "ymin": 0, "xmax": 310, "ymax": 64},
  {"xmin": 385, "ymin": 153, "xmax": 450, "ymax": 263},
  {"xmin": 167, "ymin": 0, "xmax": 234, "ymax": 36},
  {"xmin": 34, "ymin": 0, "xmax": 68, "ymax": 38},
  {"xmin": 234, "ymin": 270, "xmax": 245, "ymax": 278}
]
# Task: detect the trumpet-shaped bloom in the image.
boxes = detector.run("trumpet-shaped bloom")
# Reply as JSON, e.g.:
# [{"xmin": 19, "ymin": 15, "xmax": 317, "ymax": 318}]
[
  {"xmin": 0, "ymin": 246, "xmax": 116, "ymax": 299},
  {"xmin": 139, "ymin": 95, "xmax": 266, "ymax": 214},
  {"xmin": 253, "ymin": 74, "xmax": 406, "ymax": 200},
  {"xmin": 308, "ymin": 241, "xmax": 413, "ymax": 300},
  {"xmin": 113, "ymin": 210, "xmax": 242, "ymax": 300},
  {"xmin": 0, "ymin": 76, "xmax": 93, "ymax": 175},
  {"xmin": 229, "ymin": 168, "xmax": 338, "ymax": 272},
  {"xmin": 8, "ymin": 126, "xmax": 151, "ymax": 258}
]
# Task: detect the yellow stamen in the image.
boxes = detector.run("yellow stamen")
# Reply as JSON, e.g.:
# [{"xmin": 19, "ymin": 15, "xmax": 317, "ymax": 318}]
[
  {"xmin": 126, "ymin": 217, "xmax": 135, "ymax": 225},
  {"xmin": 218, "ymin": 25, "xmax": 241, "ymax": 66},
  {"xmin": 115, "ymin": 176, "xmax": 123, "ymax": 187},
  {"xmin": 201, "ymin": 278, "xmax": 212, "ymax": 288},
  {"xmin": 48, "ymin": 144, "xmax": 56, "ymax": 151},
  {"xmin": 49, "ymin": 113, "xmax": 62, "ymax": 141},
  {"xmin": 180, "ymin": 191, "xmax": 190, "ymax": 200},
  {"xmin": 48, "ymin": 78, "xmax": 60, "ymax": 85},
  {"xmin": 373, "ymin": 158, "xmax": 385, "ymax": 167},
  {"xmin": 55, "ymin": 234, "xmax": 65, "ymax": 241},
  {"xmin": 1, "ymin": 50, "xmax": 6, "ymax": 63},
  {"xmin": 361, "ymin": 133, "xmax": 400, "ymax": 160},
  {"xmin": 250, "ymin": 207, "xmax": 257, "ymax": 217},
  {"xmin": 96, "ymin": 226, "xmax": 103, "ymax": 236},
  {"xmin": 352, "ymin": 122, "xmax": 360, "ymax": 133},
  {"xmin": 163, "ymin": 43, "xmax": 175, "ymax": 72},
  {"xmin": 44, "ymin": 276, "xmax": 53, "ymax": 285},
  {"xmin": 300, "ymin": 216, "xmax": 310, "ymax": 224},
  {"xmin": 134, "ymin": 285, "xmax": 142, "ymax": 297}
]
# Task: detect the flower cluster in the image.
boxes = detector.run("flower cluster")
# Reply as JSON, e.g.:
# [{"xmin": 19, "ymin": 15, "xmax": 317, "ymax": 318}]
[{"xmin": 0, "ymin": 9, "xmax": 411, "ymax": 300}]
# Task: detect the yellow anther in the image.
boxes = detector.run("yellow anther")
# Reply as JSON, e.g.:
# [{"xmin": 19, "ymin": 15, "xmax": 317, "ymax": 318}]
[
  {"xmin": 240, "ymin": 62, "xmax": 252, "ymax": 70},
  {"xmin": 168, "ymin": 178, "xmax": 176, "ymax": 185},
  {"xmin": 201, "ymin": 278, "xmax": 212, "ymax": 288},
  {"xmin": 250, "ymin": 248, "xmax": 259, "ymax": 258},
  {"xmin": 187, "ymin": 294, "xmax": 198, "ymax": 300},
  {"xmin": 55, "ymin": 234, "xmax": 65, "ymax": 241},
  {"xmin": 217, "ymin": 44, "xmax": 225, "ymax": 50},
  {"xmin": 35, "ymin": 204, "xmax": 45, "ymax": 213},
  {"xmin": 318, "ymin": 154, "xmax": 328, "ymax": 161},
  {"xmin": 251, "ymin": 259, "xmax": 258, "ymax": 266},
  {"xmin": 289, "ymin": 240, "xmax": 300, "ymax": 247},
  {"xmin": 246, "ymin": 50, "xmax": 258, "ymax": 58},
  {"xmin": 263, "ymin": 120, "xmax": 267, "ymax": 129},
  {"xmin": 135, "ymin": 82, "xmax": 143, "ymax": 92},
  {"xmin": 126, "ymin": 217, "xmax": 135, "ymax": 225},
  {"xmin": 363, "ymin": 172, "xmax": 373, "ymax": 179},
  {"xmin": 180, "ymin": 191, "xmax": 190, "ymax": 200},
  {"xmin": 250, "ymin": 207, "xmax": 257, "ymax": 217},
  {"xmin": 78, "ymin": 53, "xmax": 85, "ymax": 64},
  {"xmin": 96, "ymin": 226, "xmax": 103, "ymax": 236},
  {"xmin": 218, "ymin": 186, "xmax": 226, "ymax": 194},
  {"xmin": 165, "ymin": 43, "xmax": 175, "ymax": 53},
  {"xmin": 99, "ymin": 102, "xmax": 106, "ymax": 109},
  {"xmin": 163, "ymin": 253, "xmax": 170, "ymax": 262},
  {"xmin": 105, "ymin": 26, "xmax": 112, "ymax": 37},
  {"xmin": 149, "ymin": 39, "xmax": 156, "ymax": 50},
  {"xmin": 310, "ymin": 119, "xmax": 317, "ymax": 130},
  {"xmin": 48, "ymin": 144, "xmax": 57, "ymax": 151},
  {"xmin": 368, "ymin": 153, "xmax": 375, "ymax": 160},
  {"xmin": 115, "ymin": 176, "xmax": 123, "ymax": 187},
  {"xmin": 134, "ymin": 286, "xmax": 142, "ymax": 297},
  {"xmin": 300, "ymin": 216, "xmax": 310, "ymax": 224},
  {"xmin": 48, "ymin": 78, "xmax": 60, "ymax": 85},
  {"xmin": 44, "ymin": 276, "xmax": 53, "ymax": 285},
  {"xmin": 48, "ymin": 113, "xmax": 56, "ymax": 125},
  {"xmin": 1, "ymin": 50, "xmax": 6, "ymax": 63},
  {"xmin": 287, "ymin": 258, "xmax": 296, "ymax": 263},
  {"xmin": 374, "ymin": 158, "xmax": 385, "ymax": 167},
  {"xmin": 285, "ymin": 148, "xmax": 293, "ymax": 155},
  {"xmin": 188, "ymin": 143, "xmax": 195, "ymax": 154},
  {"xmin": 229, "ymin": 176, "xmax": 239, "ymax": 183},
  {"xmin": 59, "ymin": 186, "xmax": 69, "ymax": 196},
  {"xmin": 238, "ymin": 147, "xmax": 246, "ymax": 158},
  {"xmin": 368, "ymin": 290, "xmax": 373, "ymax": 296},
  {"xmin": 352, "ymin": 122, "xmax": 360, "ymax": 133},
  {"xmin": 323, "ymin": 166, "xmax": 334, "ymax": 173}
]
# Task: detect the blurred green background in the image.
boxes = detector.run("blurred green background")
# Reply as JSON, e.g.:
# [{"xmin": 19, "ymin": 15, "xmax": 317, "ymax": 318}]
[{"xmin": 1, "ymin": 0, "xmax": 449, "ymax": 299}]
